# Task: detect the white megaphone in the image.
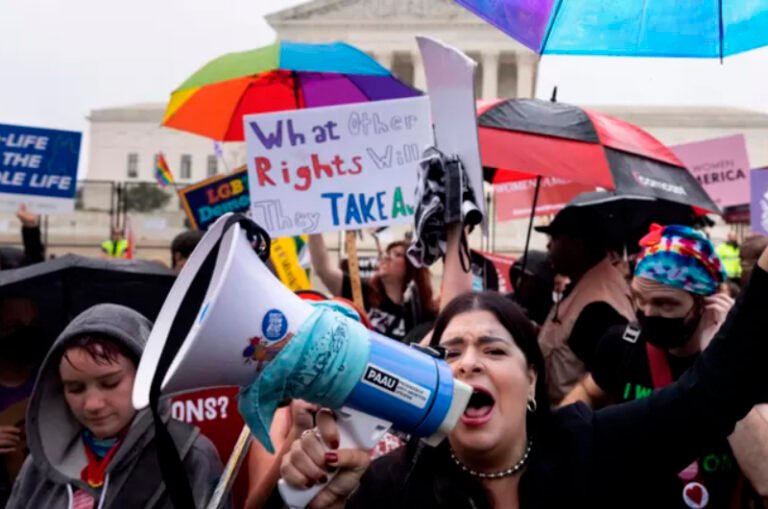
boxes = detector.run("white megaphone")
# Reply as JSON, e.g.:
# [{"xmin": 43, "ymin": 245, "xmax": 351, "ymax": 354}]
[{"xmin": 133, "ymin": 214, "xmax": 472, "ymax": 509}]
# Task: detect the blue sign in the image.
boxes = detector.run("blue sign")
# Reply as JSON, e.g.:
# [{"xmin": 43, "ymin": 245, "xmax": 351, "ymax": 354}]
[
  {"xmin": 179, "ymin": 168, "xmax": 249, "ymax": 230},
  {"xmin": 0, "ymin": 123, "xmax": 81, "ymax": 210}
]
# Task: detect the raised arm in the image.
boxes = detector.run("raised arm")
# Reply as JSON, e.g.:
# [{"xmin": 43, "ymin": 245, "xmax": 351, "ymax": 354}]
[
  {"xmin": 438, "ymin": 223, "xmax": 473, "ymax": 311},
  {"xmin": 592, "ymin": 246, "xmax": 768, "ymax": 483},
  {"xmin": 308, "ymin": 234, "xmax": 344, "ymax": 297},
  {"xmin": 17, "ymin": 205, "xmax": 44, "ymax": 265},
  {"xmin": 729, "ymin": 404, "xmax": 768, "ymax": 499}
]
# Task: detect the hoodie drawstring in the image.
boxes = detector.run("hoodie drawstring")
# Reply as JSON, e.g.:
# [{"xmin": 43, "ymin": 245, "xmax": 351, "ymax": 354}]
[{"xmin": 96, "ymin": 474, "xmax": 110, "ymax": 509}]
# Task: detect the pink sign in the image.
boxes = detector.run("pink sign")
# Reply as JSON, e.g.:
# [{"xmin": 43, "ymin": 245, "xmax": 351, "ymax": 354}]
[
  {"xmin": 671, "ymin": 135, "xmax": 751, "ymax": 208},
  {"xmin": 494, "ymin": 177, "xmax": 594, "ymax": 222}
]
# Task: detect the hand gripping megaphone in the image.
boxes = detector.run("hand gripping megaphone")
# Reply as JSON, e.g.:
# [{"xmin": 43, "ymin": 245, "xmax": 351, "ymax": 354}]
[{"xmin": 133, "ymin": 214, "xmax": 472, "ymax": 509}]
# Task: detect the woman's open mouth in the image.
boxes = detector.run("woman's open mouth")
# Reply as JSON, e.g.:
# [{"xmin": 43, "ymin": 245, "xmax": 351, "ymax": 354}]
[{"xmin": 461, "ymin": 386, "xmax": 495, "ymax": 426}]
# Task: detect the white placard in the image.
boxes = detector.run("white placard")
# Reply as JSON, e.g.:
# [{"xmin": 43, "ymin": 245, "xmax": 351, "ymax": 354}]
[
  {"xmin": 417, "ymin": 36, "xmax": 486, "ymax": 231},
  {"xmin": 244, "ymin": 97, "xmax": 433, "ymax": 237}
]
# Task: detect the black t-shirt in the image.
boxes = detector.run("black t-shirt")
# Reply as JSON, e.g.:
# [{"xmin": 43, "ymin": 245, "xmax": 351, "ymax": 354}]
[
  {"xmin": 567, "ymin": 302, "xmax": 629, "ymax": 367},
  {"xmin": 592, "ymin": 324, "xmax": 760, "ymax": 509},
  {"xmin": 342, "ymin": 274, "xmax": 411, "ymax": 341}
]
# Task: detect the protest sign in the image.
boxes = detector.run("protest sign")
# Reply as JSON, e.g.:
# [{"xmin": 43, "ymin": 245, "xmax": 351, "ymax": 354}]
[
  {"xmin": 270, "ymin": 236, "xmax": 311, "ymax": 291},
  {"xmin": 495, "ymin": 177, "xmax": 594, "ymax": 222},
  {"xmin": 244, "ymin": 97, "xmax": 432, "ymax": 238},
  {"xmin": 170, "ymin": 387, "xmax": 250, "ymax": 508},
  {"xmin": 671, "ymin": 134, "xmax": 750, "ymax": 208},
  {"xmin": 417, "ymin": 36, "xmax": 486, "ymax": 231},
  {"xmin": 0, "ymin": 123, "xmax": 81, "ymax": 213},
  {"xmin": 750, "ymin": 168, "xmax": 768, "ymax": 235},
  {"xmin": 179, "ymin": 166, "xmax": 249, "ymax": 230}
]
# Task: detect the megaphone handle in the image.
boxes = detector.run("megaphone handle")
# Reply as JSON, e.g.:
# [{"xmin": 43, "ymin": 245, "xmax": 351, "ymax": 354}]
[{"xmin": 278, "ymin": 406, "xmax": 391, "ymax": 509}]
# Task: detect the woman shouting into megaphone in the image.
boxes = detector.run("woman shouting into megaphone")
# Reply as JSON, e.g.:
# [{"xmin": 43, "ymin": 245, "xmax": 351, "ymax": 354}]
[{"xmin": 279, "ymin": 222, "xmax": 768, "ymax": 509}]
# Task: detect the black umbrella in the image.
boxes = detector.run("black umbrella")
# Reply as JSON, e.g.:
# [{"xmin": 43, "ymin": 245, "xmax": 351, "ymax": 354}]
[
  {"xmin": 565, "ymin": 191, "xmax": 711, "ymax": 255},
  {"xmin": 0, "ymin": 254, "xmax": 175, "ymax": 348}
]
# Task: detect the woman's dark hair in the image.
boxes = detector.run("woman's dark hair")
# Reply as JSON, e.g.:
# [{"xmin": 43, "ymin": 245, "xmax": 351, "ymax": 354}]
[
  {"xmin": 367, "ymin": 241, "xmax": 438, "ymax": 319},
  {"xmin": 429, "ymin": 291, "xmax": 549, "ymax": 436},
  {"xmin": 62, "ymin": 334, "xmax": 138, "ymax": 369}
]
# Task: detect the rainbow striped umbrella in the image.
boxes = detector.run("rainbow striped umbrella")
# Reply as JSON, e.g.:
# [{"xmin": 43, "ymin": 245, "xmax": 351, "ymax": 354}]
[{"xmin": 163, "ymin": 40, "xmax": 420, "ymax": 141}]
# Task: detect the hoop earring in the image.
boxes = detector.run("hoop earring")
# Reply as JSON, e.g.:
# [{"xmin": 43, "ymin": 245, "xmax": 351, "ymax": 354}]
[{"xmin": 527, "ymin": 397, "xmax": 538, "ymax": 413}]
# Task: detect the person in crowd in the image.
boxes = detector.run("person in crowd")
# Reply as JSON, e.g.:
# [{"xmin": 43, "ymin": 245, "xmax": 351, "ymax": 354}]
[
  {"xmin": 6, "ymin": 303, "xmax": 224, "ymax": 508},
  {"xmin": 0, "ymin": 298, "xmax": 44, "ymax": 506},
  {"xmin": 505, "ymin": 250, "xmax": 555, "ymax": 327},
  {"xmin": 562, "ymin": 224, "xmax": 768, "ymax": 506},
  {"xmin": 717, "ymin": 231, "xmax": 743, "ymax": 282},
  {"xmin": 0, "ymin": 206, "xmax": 45, "ymax": 270},
  {"xmin": 171, "ymin": 230, "xmax": 204, "ymax": 272},
  {"xmin": 279, "ymin": 220, "xmax": 768, "ymax": 509},
  {"xmin": 535, "ymin": 206, "xmax": 636, "ymax": 404},
  {"xmin": 740, "ymin": 233, "xmax": 768, "ymax": 287},
  {"xmin": 101, "ymin": 226, "xmax": 128, "ymax": 259},
  {"xmin": 307, "ymin": 234, "xmax": 437, "ymax": 341}
]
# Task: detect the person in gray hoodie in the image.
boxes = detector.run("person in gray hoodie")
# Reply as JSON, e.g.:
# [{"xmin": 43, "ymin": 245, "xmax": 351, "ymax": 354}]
[{"xmin": 6, "ymin": 303, "xmax": 225, "ymax": 508}]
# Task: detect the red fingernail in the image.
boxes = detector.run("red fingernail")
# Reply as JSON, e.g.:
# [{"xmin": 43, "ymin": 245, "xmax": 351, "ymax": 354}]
[
  {"xmin": 325, "ymin": 452, "xmax": 338, "ymax": 464},
  {"xmin": 305, "ymin": 481, "xmax": 315, "ymax": 489},
  {"xmin": 330, "ymin": 439, "xmax": 339, "ymax": 450},
  {"xmin": 319, "ymin": 475, "xmax": 328, "ymax": 484}
]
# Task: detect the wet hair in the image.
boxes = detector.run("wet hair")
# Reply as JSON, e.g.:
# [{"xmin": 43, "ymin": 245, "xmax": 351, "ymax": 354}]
[
  {"xmin": 62, "ymin": 335, "xmax": 138, "ymax": 369},
  {"xmin": 367, "ymin": 241, "xmax": 438, "ymax": 319},
  {"xmin": 429, "ymin": 291, "xmax": 549, "ymax": 436},
  {"xmin": 171, "ymin": 230, "xmax": 205, "ymax": 266}
]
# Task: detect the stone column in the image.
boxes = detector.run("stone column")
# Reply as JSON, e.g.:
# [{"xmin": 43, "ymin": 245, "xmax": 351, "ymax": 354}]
[
  {"xmin": 412, "ymin": 52, "xmax": 426, "ymax": 91},
  {"xmin": 481, "ymin": 52, "xmax": 500, "ymax": 99},
  {"xmin": 375, "ymin": 51, "xmax": 394, "ymax": 71},
  {"xmin": 516, "ymin": 53, "xmax": 538, "ymax": 98}
]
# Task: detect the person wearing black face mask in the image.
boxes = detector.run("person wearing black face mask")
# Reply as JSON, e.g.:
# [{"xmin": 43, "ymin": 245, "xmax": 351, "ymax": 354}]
[
  {"xmin": 563, "ymin": 224, "xmax": 768, "ymax": 508},
  {"xmin": 0, "ymin": 298, "xmax": 44, "ymax": 507}
]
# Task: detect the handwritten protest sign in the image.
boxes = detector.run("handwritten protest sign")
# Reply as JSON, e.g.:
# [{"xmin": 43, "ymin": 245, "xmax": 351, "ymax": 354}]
[
  {"xmin": 750, "ymin": 168, "xmax": 768, "ymax": 235},
  {"xmin": 495, "ymin": 177, "xmax": 594, "ymax": 222},
  {"xmin": 671, "ymin": 134, "xmax": 750, "ymax": 208},
  {"xmin": 0, "ymin": 124, "xmax": 81, "ymax": 213},
  {"xmin": 244, "ymin": 97, "xmax": 432, "ymax": 238},
  {"xmin": 179, "ymin": 166, "xmax": 249, "ymax": 230}
]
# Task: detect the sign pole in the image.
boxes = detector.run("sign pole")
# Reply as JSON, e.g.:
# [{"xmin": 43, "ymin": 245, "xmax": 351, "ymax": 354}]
[{"xmin": 205, "ymin": 425, "xmax": 252, "ymax": 509}]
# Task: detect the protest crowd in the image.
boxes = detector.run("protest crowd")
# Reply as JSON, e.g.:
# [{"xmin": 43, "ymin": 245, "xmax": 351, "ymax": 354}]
[{"xmin": 2, "ymin": 2, "xmax": 768, "ymax": 509}]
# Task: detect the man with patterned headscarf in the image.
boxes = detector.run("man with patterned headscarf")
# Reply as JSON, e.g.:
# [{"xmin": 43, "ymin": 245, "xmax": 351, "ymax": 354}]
[{"xmin": 563, "ymin": 224, "xmax": 768, "ymax": 508}]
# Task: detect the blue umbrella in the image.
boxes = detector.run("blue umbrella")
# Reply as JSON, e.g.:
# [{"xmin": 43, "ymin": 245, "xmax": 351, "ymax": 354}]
[{"xmin": 454, "ymin": 0, "xmax": 768, "ymax": 59}]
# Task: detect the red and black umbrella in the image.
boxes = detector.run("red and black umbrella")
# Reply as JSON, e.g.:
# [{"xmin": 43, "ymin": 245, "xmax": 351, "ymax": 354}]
[{"xmin": 478, "ymin": 98, "xmax": 719, "ymax": 213}]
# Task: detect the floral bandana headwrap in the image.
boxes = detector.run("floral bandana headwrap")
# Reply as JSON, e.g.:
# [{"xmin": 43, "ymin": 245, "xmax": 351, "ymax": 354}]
[{"xmin": 635, "ymin": 224, "xmax": 726, "ymax": 296}]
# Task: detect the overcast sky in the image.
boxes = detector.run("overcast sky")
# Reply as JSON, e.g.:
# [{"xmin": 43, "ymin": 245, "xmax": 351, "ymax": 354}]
[{"xmin": 2, "ymin": 0, "xmax": 767, "ymax": 136}]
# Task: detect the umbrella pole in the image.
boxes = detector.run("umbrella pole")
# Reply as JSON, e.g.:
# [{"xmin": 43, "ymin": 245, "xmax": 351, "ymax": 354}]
[
  {"xmin": 491, "ymin": 188, "xmax": 497, "ymax": 252},
  {"xmin": 521, "ymin": 176, "xmax": 542, "ymax": 273},
  {"xmin": 291, "ymin": 70, "xmax": 302, "ymax": 108}
]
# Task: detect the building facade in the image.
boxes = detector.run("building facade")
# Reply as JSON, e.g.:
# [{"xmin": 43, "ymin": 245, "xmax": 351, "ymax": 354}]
[{"xmin": 74, "ymin": 0, "xmax": 768, "ymax": 262}]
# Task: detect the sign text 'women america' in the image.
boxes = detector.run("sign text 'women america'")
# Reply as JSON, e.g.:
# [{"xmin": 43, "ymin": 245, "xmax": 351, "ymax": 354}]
[{"xmin": 244, "ymin": 97, "xmax": 432, "ymax": 237}]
